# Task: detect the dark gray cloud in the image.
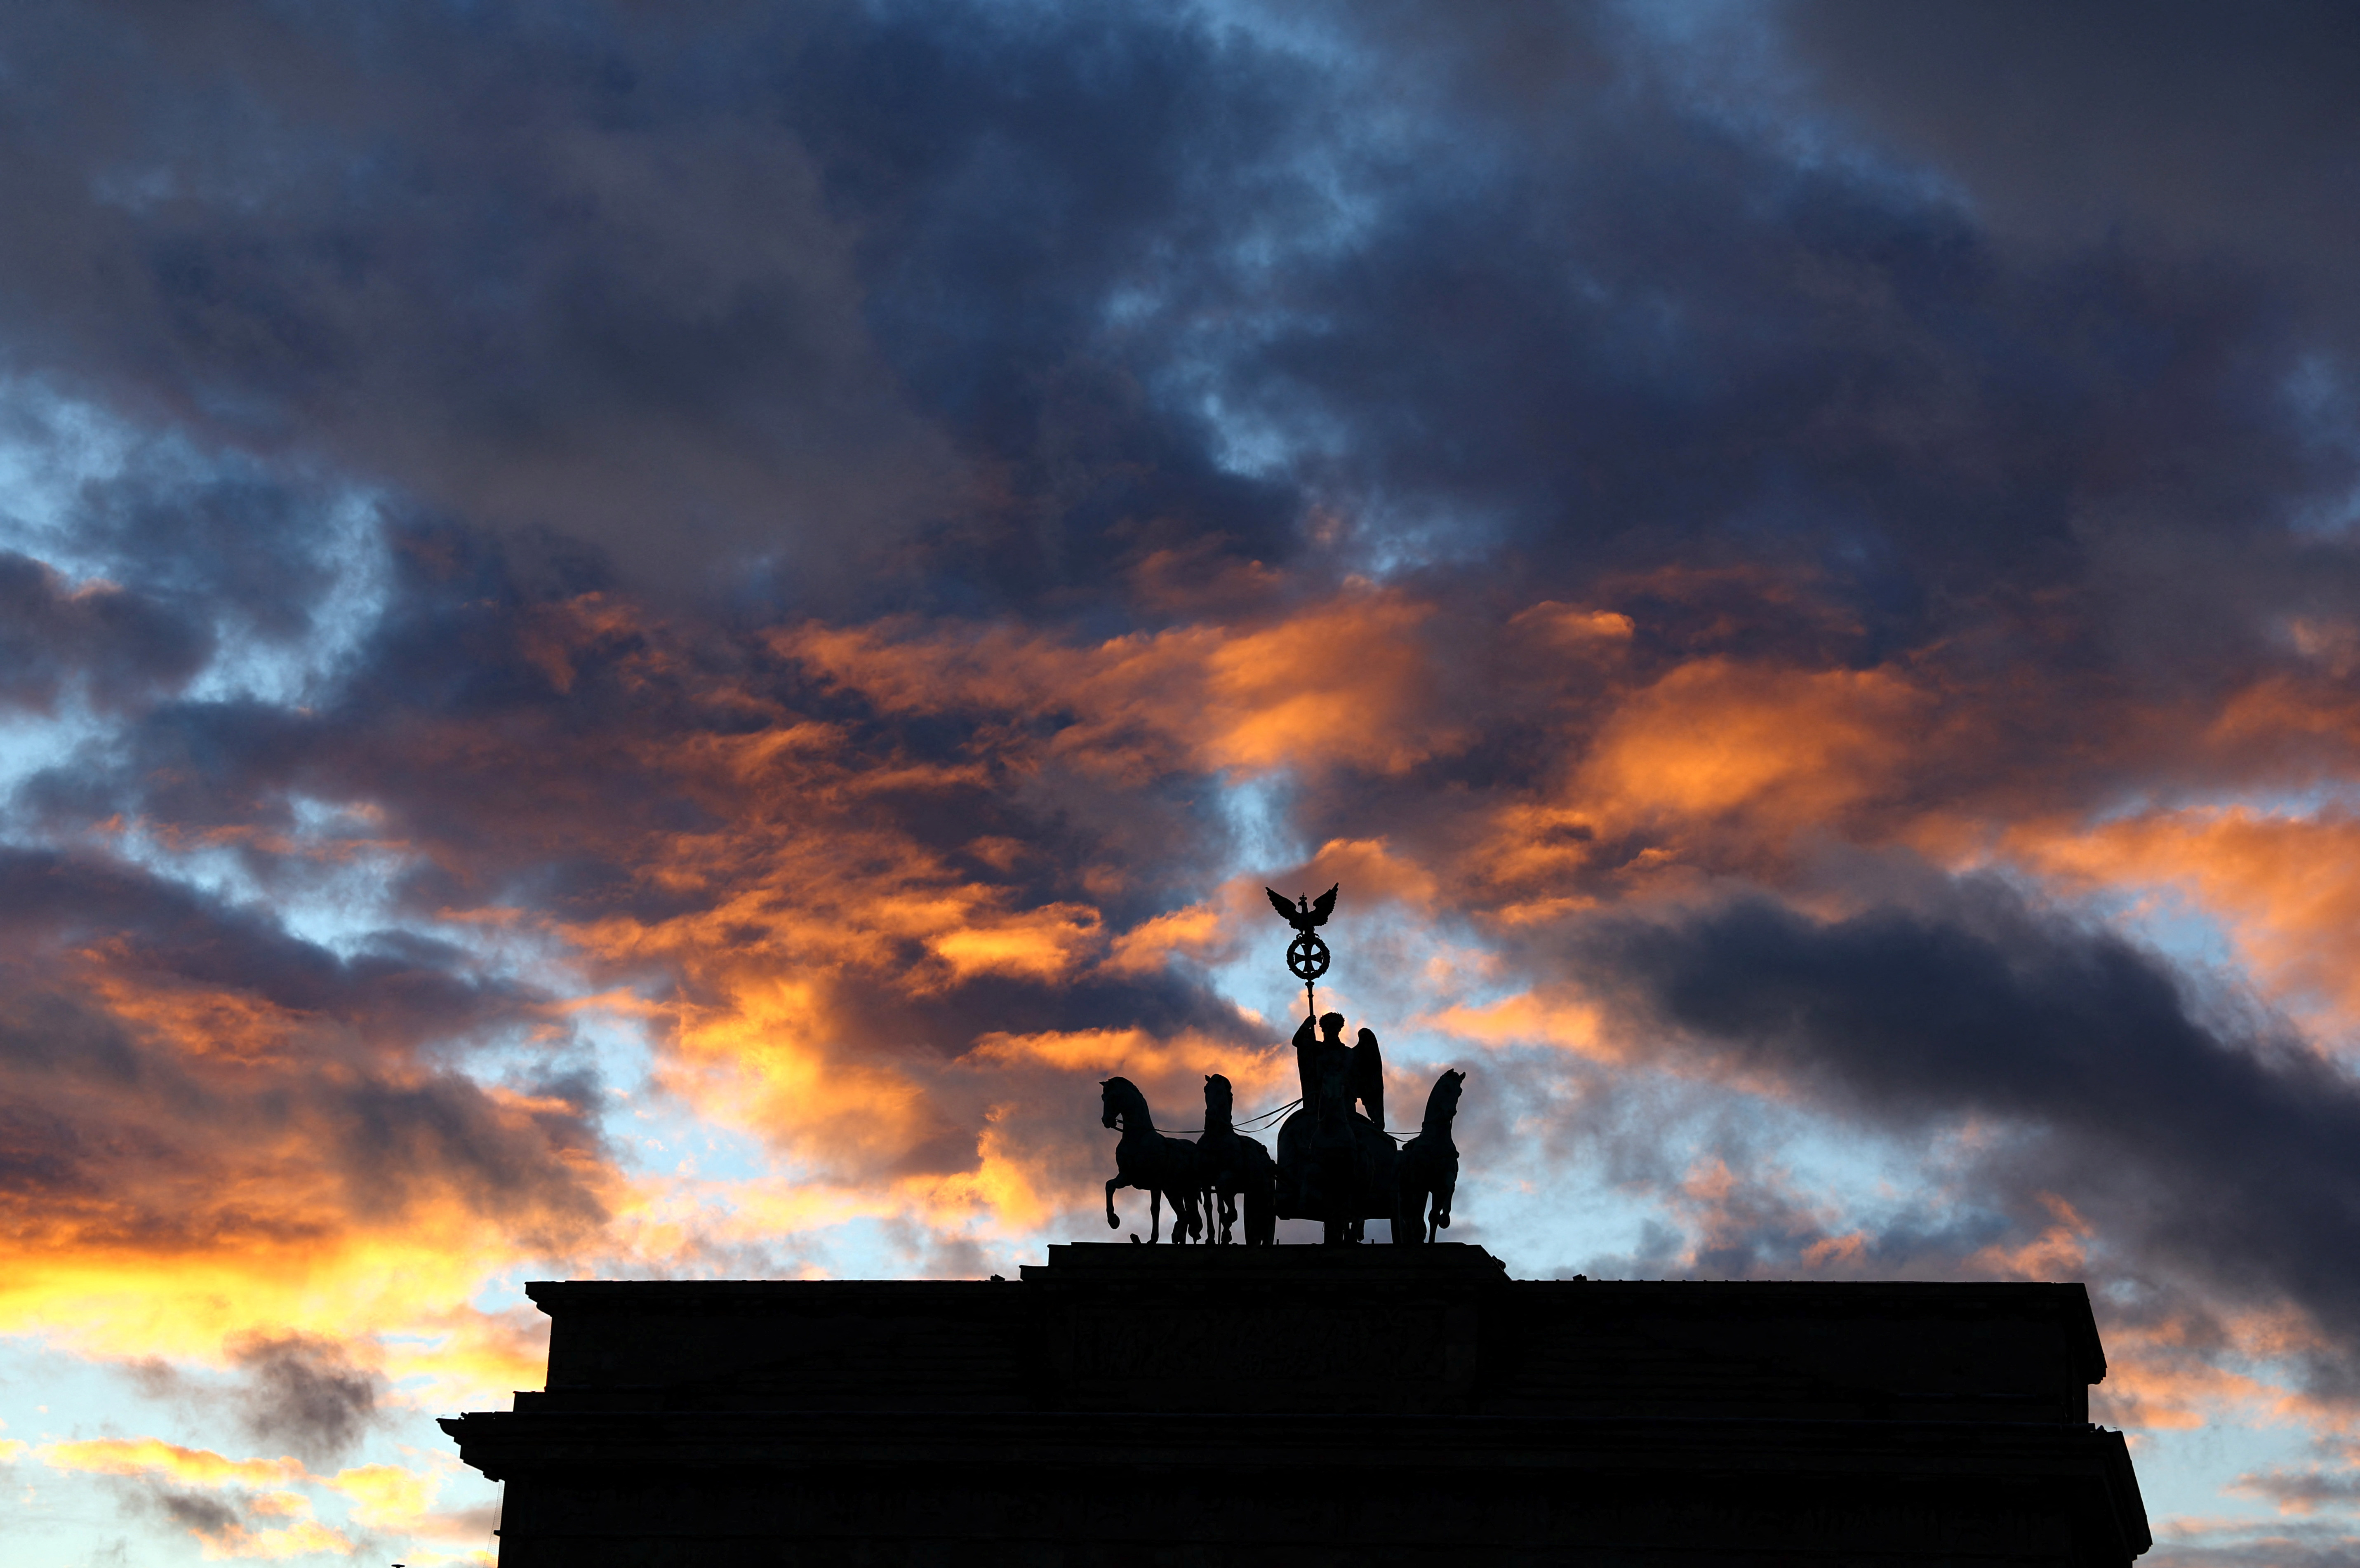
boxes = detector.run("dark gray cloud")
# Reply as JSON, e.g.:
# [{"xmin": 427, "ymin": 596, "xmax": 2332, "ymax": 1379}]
[
  {"xmin": 2238, "ymin": 1465, "xmax": 2360, "ymax": 1512},
  {"xmin": 0, "ymin": 1, "xmax": 961, "ymax": 604},
  {"xmin": 144, "ymin": 1486, "xmax": 240, "ymax": 1536},
  {"xmin": 0, "ymin": 0, "xmax": 2349, "ymax": 656},
  {"xmin": 1583, "ymin": 879, "xmax": 2360, "ymax": 1338},
  {"xmin": 1782, "ymin": 2, "xmax": 2360, "ymax": 286},
  {"xmin": 0, "ymin": 550, "xmax": 209, "ymax": 712},
  {"xmin": 227, "ymin": 1332, "xmax": 383, "ymax": 1465},
  {"xmin": 1, "ymin": 0, "xmax": 2352, "ymax": 1141}
]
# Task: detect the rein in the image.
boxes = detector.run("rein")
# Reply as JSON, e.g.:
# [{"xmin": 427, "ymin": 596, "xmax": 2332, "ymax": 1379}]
[{"xmin": 1147, "ymin": 1097, "xmax": 1301, "ymax": 1136}]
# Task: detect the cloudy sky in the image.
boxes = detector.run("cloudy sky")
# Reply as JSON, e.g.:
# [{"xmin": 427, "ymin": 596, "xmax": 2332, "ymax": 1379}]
[{"xmin": 6, "ymin": 2, "xmax": 2360, "ymax": 1562}]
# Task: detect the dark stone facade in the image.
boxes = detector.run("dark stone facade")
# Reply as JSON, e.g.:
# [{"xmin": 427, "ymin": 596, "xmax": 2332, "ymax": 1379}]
[{"xmin": 442, "ymin": 1244, "xmax": 2151, "ymax": 1565}]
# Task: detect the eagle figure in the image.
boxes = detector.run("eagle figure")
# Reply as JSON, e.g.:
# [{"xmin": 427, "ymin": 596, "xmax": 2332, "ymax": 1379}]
[{"xmin": 1265, "ymin": 883, "xmax": 1339, "ymax": 932}]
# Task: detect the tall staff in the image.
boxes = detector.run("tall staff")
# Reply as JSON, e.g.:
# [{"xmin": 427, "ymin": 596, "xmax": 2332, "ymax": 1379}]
[{"xmin": 1265, "ymin": 884, "xmax": 1338, "ymax": 1022}]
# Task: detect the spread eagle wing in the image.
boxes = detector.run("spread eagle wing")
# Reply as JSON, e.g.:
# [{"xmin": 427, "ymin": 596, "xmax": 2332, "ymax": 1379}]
[
  {"xmin": 1307, "ymin": 884, "xmax": 1339, "ymax": 927},
  {"xmin": 1266, "ymin": 886, "xmax": 1305, "ymax": 926}
]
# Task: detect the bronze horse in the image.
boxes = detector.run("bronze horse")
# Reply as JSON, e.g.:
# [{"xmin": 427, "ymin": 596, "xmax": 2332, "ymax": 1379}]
[
  {"xmin": 1197, "ymin": 1074, "xmax": 1275, "ymax": 1245},
  {"xmin": 1394, "ymin": 1068, "xmax": 1465, "ymax": 1244},
  {"xmin": 1099, "ymin": 1077, "xmax": 1205, "ymax": 1244}
]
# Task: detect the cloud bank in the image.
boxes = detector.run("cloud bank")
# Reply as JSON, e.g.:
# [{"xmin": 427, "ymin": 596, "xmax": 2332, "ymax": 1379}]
[{"xmin": 6, "ymin": 3, "xmax": 2360, "ymax": 1562}]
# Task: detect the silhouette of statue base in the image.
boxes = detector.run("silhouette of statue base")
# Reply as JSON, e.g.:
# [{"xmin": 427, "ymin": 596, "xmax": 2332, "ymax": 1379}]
[{"xmin": 444, "ymin": 1245, "xmax": 2150, "ymax": 1566}]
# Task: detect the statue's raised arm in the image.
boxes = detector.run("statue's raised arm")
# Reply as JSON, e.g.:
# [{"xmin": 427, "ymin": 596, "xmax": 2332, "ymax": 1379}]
[{"xmin": 1291, "ymin": 1013, "xmax": 1320, "ymax": 1104}]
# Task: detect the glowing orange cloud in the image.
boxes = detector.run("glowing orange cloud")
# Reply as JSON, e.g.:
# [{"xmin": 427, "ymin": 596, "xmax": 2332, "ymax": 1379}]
[
  {"xmin": 37, "ymin": 1437, "xmax": 306, "ymax": 1488},
  {"xmin": 1424, "ymin": 989, "xmax": 1625, "ymax": 1064},
  {"xmin": 2004, "ymin": 806, "xmax": 2360, "ymax": 1025},
  {"xmin": 1962, "ymin": 1195, "xmax": 2091, "ymax": 1281},
  {"xmin": 1577, "ymin": 658, "xmax": 1930, "ymax": 841},
  {"xmin": 964, "ymin": 1025, "xmax": 1291, "ymax": 1095},
  {"xmin": 327, "ymin": 1461, "xmax": 439, "ymax": 1528},
  {"xmin": 776, "ymin": 585, "xmax": 1462, "ymax": 782},
  {"xmin": 193, "ymin": 1517, "xmax": 357, "ymax": 1562}
]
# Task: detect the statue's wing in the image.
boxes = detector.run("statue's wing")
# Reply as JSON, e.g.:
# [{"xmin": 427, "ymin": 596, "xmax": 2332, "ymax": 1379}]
[
  {"xmin": 1308, "ymin": 884, "xmax": 1339, "ymax": 926},
  {"xmin": 1266, "ymin": 886, "xmax": 1304, "ymax": 925}
]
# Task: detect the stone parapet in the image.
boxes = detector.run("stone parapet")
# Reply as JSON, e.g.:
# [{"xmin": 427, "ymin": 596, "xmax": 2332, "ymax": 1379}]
[{"xmin": 445, "ymin": 1245, "xmax": 2148, "ymax": 1566}]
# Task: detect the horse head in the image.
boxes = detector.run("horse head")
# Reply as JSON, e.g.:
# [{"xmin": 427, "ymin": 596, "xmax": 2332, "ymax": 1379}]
[
  {"xmin": 1203, "ymin": 1073, "xmax": 1233, "ymax": 1125},
  {"xmin": 1424, "ymin": 1068, "xmax": 1466, "ymax": 1131},
  {"xmin": 1101, "ymin": 1075, "xmax": 1146, "ymax": 1131}
]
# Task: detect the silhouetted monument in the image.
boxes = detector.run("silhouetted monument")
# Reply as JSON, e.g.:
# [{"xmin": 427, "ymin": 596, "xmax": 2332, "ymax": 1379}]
[
  {"xmin": 1103, "ymin": 884, "xmax": 1465, "ymax": 1249},
  {"xmin": 445, "ymin": 887, "xmax": 2150, "ymax": 1562},
  {"xmin": 446, "ymin": 1250, "xmax": 2151, "ymax": 1564}
]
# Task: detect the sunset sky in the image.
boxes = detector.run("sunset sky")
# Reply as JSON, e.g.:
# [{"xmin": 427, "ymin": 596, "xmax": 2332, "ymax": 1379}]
[{"xmin": 7, "ymin": 3, "xmax": 2360, "ymax": 1563}]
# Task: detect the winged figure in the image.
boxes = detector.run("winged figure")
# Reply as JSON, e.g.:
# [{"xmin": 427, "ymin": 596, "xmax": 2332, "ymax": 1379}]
[{"xmin": 1265, "ymin": 883, "xmax": 1339, "ymax": 932}]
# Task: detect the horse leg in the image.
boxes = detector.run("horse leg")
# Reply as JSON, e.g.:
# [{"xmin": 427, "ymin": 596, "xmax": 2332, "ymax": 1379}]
[
  {"xmin": 1149, "ymin": 1186, "xmax": 1162, "ymax": 1244},
  {"xmin": 1106, "ymin": 1176, "xmax": 1122, "ymax": 1230}
]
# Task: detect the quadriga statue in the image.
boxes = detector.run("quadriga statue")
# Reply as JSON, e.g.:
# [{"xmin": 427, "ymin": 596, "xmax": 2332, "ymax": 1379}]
[{"xmin": 1097, "ymin": 884, "xmax": 1468, "ymax": 1244}]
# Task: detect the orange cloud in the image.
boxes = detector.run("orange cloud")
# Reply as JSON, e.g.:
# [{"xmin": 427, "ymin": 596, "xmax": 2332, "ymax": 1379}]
[
  {"xmin": 38, "ymin": 1437, "xmax": 306, "ymax": 1488},
  {"xmin": 776, "ymin": 585, "xmax": 1463, "ymax": 782},
  {"xmin": 2092, "ymin": 1325, "xmax": 2283, "ymax": 1434},
  {"xmin": 652, "ymin": 975, "xmax": 952, "ymax": 1175},
  {"xmin": 193, "ymin": 1517, "xmax": 357, "ymax": 1562},
  {"xmin": 1579, "ymin": 658, "xmax": 1930, "ymax": 839},
  {"xmin": 2005, "ymin": 806, "xmax": 2360, "ymax": 1023},
  {"xmin": 1962, "ymin": 1195, "xmax": 2090, "ymax": 1280},
  {"xmin": 327, "ymin": 1461, "xmax": 438, "ymax": 1528},
  {"xmin": 965, "ymin": 1025, "xmax": 1288, "ymax": 1095},
  {"xmin": 1103, "ymin": 900, "xmax": 1232, "ymax": 976},
  {"xmin": 2207, "ymin": 672, "xmax": 2360, "ymax": 760},
  {"xmin": 1424, "ymin": 989, "xmax": 1625, "ymax": 1064},
  {"xmin": 930, "ymin": 903, "xmax": 1104, "ymax": 981}
]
